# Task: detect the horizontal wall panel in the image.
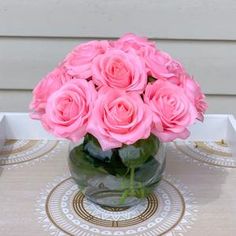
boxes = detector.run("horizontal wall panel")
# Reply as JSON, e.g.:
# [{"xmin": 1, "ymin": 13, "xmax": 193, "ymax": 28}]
[
  {"xmin": 0, "ymin": 0, "xmax": 236, "ymax": 40},
  {"xmin": 0, "ymin": 91, "xmax": 236, "ymax": 116},
  {"xmin": 206, "ymin": 95, "xmax": 236, "ymax": 116},
  {"xmin": 0, "ymin": 90, "xmax": 32, "ymax": 112},
  {"xmin": 0, "ymin": 37, "xmax": 236, "ymax": 94}
]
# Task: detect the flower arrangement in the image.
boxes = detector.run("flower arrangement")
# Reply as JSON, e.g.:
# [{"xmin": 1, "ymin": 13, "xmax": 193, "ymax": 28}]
[
  {"xmin": 30, "ymin": 33, "xmax": 207, "ymax": 207},
  {"xmin": 30, "ymin": 33, "xmax": 207, "ymax": 149}
]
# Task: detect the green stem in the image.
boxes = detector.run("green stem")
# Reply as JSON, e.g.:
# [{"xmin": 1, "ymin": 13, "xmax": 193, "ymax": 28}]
[
  {"xmin": 138, "ymin": 182, "xmax": 145, "ymax": 198},
  {"xmin": 130, "ymin": 167, "xmax": 135, "ymax": 195},
  {"xmin": 119, "ymin": 167, "xmax": 136, "ymax": 204},
  {"xmin": 119, "ymin": 189, "xmax": 129, "ymax": 204}
]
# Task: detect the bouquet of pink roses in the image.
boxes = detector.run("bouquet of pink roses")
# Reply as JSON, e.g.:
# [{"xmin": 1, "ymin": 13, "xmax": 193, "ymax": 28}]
[
  {"xmin": 30, "ymin": 33, "xmax": 207, "ymax": 150},
  {"xmin": 30, "ymin": 33, "xmax": 207, "ymax": 207}
]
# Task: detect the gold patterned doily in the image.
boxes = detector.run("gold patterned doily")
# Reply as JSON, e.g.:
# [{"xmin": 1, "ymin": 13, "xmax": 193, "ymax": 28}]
[
  {"xmin": 36, "ymin": 175, "xmax": 197, "ymax": 236},
  {"xmin": 175, "ymin": 141, "xmax": 236, "ymax": 168},
  {"xmin": 0, "ymin": 139, "xmax": 60, "ymax": 167}
]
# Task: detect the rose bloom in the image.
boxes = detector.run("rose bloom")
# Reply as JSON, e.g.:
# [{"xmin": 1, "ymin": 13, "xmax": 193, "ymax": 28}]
[
  {"xmin": 168, "ymin": 73, "xmax": 208, "ymax": 121},
  {"xmin": 41, "ymin": 80, "xmax": 96, "ymax": 141},
  {"xmin": 113, "ymin": 33, "xmax": 156, "ymax": 55},
  {"xmin": 144, "ymin": 47, "xmax": 185, "ymax": 79},
  {"xmin": 30, "ymin": 66, "xmax": 73, "ymax": 119},
  {"xmin": 64, "ymin": 40, "xmax": 110, "ymax": 79},
  {"xmin": 87, "ymin": 87, "xmax": 152, "ymax": 150},
  {"xmin": 92, "ymin": 49, "xmax": 147, "ymax": 93},
  {"xmin": 182, "ymin": 76, "xmax": 208, "ymax": 121},
  {"xmin": 144, "ymin": 80, "xmax": 198, "ymax": 142}
]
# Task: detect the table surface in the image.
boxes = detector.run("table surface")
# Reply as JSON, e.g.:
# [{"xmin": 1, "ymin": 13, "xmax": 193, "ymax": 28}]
[{"xmin": 0, "ymin": 139, "xmax": 236, "ymax": 236}]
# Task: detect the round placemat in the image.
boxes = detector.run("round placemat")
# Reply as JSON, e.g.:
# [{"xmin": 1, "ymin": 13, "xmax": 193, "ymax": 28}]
[
  {"xmin": 36, "ymin": 175, "xmax": 197, "ymax": 236},
  {"xmin": 0, "ymin": 139, "xmax": 61, "ymax": 167},
  {"xmin": 175, "ymin": 141, "xmax": 236, "ymax": 168}
]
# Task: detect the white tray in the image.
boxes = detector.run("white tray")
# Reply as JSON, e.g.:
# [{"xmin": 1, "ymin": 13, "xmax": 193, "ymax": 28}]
[{"xmin": 1, "ymin": 112, "xmax": 236, "ymax": 156}]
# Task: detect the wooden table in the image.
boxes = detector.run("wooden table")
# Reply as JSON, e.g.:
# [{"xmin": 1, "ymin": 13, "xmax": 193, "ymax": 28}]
[{"xmin": 0, "ymin": 135, "xmax": 236, "ymax": 236}]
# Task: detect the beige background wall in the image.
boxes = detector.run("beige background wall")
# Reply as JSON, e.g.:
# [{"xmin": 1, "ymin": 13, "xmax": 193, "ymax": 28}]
[{"xmin": 0, "ymin": 0, "xmax": 236, "ymax": 115}]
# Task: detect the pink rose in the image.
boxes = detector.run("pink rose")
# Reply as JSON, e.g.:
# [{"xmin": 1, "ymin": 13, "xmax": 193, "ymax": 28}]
[
  {"xmin": 144, "ymin": 80, "xmax": 198, "ymax": 142},
  {"xmin": 144, "ymin": 47, "xmax": 185, "ymax": 79},
  {"xmin": 92, "ymin": 49, "xmax": 147, "ymax": 93},
  {"xmin": 41, "ymin": 80, "xmax": 97, "ymax": 141},
  {"xmin": 87, "ymin": 87, "xmax": 152, "ymax": 150},
  {"xmin": 113, "ymin": 33, "xmax": 156, "ymax": 55},
  {"xmin": 64, "ymin": 40, "xmax": 110, "ymax": 79},
  {"xmin": 30, "ymin": 66, "xmax": 73, "ymax": 119},
  {"xmin": 183, "ymin": 76, "xmax": 208, "ymax": 121},
  {"xmin": 167, "ymin": 73, "xmax": 208, "ymax": 121}
]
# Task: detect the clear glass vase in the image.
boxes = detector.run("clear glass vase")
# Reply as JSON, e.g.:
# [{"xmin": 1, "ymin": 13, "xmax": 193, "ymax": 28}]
[{"xmin": 68, "ymin": 134, "xmax": 166, "ymax": 208}]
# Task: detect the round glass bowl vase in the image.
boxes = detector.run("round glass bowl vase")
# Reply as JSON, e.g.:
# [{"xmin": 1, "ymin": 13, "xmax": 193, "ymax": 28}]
[{"xmin": 68, "ymin": 134, "xmax": 166, "ymax": 208}]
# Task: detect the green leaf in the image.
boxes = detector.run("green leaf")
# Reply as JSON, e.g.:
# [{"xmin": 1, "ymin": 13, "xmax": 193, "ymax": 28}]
[
  {"xmin": 69, "ymin": 144, "xmax": 106, "ymax": 177},
  {"xmin": 118, "ymin": 134, "xmax": 160, "ymax": 168},
  {"xmin": 83, "ymin": 134, "xmax": 113, "ymax": 162},
  {"xmin": 83, "ymin": 134, "xmax": 128, "ymax": 176},
  {"xmin": 103, "ymin": 150, "xmax": 128, "ymax": 176},
  {"xmin": 134, "ymin": 156, "xmax": 161, "ymax": 183},
  {"xmin": 148, "ymin": 76, "xmax": 157, "ymax": 83}
]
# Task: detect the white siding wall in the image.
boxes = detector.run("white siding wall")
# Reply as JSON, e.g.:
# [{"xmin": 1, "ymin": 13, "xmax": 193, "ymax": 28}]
[{"xmin": 0, "ymin": 0, "xmax": 236, "ymax": 115}]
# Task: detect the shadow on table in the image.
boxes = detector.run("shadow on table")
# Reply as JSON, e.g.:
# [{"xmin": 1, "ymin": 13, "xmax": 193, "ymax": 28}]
[
  {"xmin": 166, "ymin": 144, "xmax": 229, "ymax": 206},
  {"xmin": 0, "ymin": 140, "xmax": 14, "ymax": 173},
  {"xmin": 0, "ymin": 167, "xmax": 3, "ymax": 176},
  {"xmin": 191, "ymin": 166, "xmax": 229, "ymax": 206}
]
